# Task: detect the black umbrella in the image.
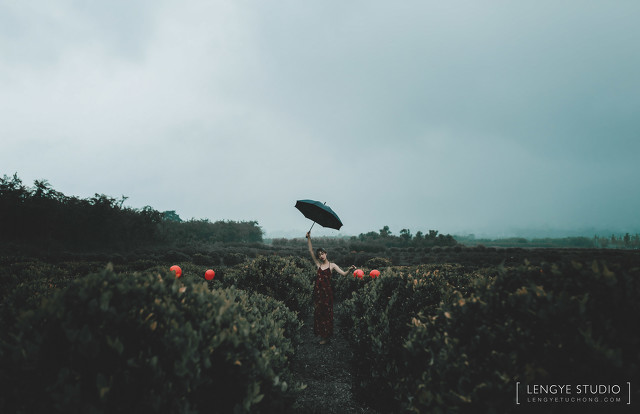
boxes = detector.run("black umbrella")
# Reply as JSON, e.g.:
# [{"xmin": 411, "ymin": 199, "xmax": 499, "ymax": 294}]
[{"xmin": 295, "ymin": 199, "xmax": 343, "ymax": 232}]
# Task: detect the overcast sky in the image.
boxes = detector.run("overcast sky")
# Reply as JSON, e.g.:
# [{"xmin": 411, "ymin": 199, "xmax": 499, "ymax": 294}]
[{"xmin": 2, "ymin": 1, "xmax": 639, "ymax": 238}]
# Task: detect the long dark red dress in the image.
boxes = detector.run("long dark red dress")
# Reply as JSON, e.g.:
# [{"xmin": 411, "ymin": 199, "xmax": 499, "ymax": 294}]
[{"xmin": 313, "ymin": 265, "xmax": 334, "ymax": 339}]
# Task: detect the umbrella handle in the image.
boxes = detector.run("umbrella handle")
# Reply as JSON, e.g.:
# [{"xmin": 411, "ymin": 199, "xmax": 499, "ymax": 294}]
[
  {"xmin": 309, "ymin": 204, "xmax": 322, "ymax": 233},
  {"xmin": 310, "ymin": 203, "xmax": 325, "ymax": 233}
]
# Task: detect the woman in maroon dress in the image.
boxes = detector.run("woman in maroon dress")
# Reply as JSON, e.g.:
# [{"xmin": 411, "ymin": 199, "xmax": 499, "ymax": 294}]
[{"xmin": 306, "ymin": 232, "xmax": 355, "ymax": 344}]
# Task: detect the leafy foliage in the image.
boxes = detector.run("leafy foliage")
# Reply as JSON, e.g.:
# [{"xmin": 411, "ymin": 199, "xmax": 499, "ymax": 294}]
[
  {"xmin": 0, "ymin": 174, "xmax": 162, "ymax": 248},
  {"xmin": 159, "ymin": 219, "xmax": 263, "ymax": 244},
  {"xmin": 0, "ymin": 266, "xmax": 302, "ymax": 413},
  {"xmin": 337, "ymin": 265, "xmax": 478, "ymax": 411},
  {"xmin": 364, "ymin": 257, "xmax": 392, "ymax": 269},
  {"xmin": 222, "ymin": 255, "xmax": 314, "ymax": 324},
  {"xmin": 0, "ymin": 174, "xmax": 263, "ymax": 250},
  {"xmin": 396, "ymin": 260, "xmax": 640, "ymax": 413},
  {"xmin": 331, "ymin": 266, "xmax": 377, "ymax": 302}
]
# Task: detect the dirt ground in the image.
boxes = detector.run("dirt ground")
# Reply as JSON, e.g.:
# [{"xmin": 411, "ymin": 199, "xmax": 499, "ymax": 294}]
[{"xmin": 290, "ymin": 301, "xmax": 382, "ymax": 414}]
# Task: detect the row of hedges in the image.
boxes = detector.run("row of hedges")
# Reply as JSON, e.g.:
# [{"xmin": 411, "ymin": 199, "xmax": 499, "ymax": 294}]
[
  {"xmin": 339, "ymin": 260, "xmax": 640, "ymax": 413},
  {"xmin": 220, "ymin": 255, "xmax": 314, "ymax": 330},
  {"xmin": 337, "ymin": 264, "xmax": 481, "ymax": 411},
  {"xmin": 5, "ymin": 239, "xmax": 637, "ymax": 270},
  {"xmin": 0, "ymin": 258, "xmax": 109, "ymax": 331},
  {"xmin": 4, "ymin": 250, "xmax": 639, "ymax": 412},
  {"xmin": 0, "ymin": 254, "xmax": 315, "ymax": 324},
  {"xmin": 0, "ymin": 265, "xmax": 304, "ymax": 413}
]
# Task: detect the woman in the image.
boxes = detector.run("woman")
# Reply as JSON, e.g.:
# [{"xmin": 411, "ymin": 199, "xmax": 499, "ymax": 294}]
[{"xmin": 306, "ymin": 231, "xmax": 355, "ymax": 345}]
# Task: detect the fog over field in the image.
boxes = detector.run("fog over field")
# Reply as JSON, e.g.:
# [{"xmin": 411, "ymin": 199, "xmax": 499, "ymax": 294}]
[{"xmin": 2, "ymin": 1, "xmax": 639, "ymax": 239}]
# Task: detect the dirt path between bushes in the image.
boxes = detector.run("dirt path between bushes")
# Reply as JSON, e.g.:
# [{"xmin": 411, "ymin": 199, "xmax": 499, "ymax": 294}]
[{"xmin": 290, "ymin": 301, "xmax": 382, "ymax": 414}]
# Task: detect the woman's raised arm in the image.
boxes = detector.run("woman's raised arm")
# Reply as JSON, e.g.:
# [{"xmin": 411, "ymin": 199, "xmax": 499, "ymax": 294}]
[
  {"xmin": 331, "ymin": 263, "xmax": 356, "ymax": 276},
  {"xmin": 306, "ymin": 232, "xmax": 321, "ymax": 268}
]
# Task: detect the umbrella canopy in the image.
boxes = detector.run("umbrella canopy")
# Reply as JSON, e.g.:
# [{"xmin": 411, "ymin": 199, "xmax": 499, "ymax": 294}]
[{"xmin": 295, "ymin": 199, "xmax": 343, "ymax": 231}]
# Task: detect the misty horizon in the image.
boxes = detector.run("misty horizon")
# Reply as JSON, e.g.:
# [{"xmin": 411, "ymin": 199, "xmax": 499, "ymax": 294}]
[{"xmin": 264, "ymin": 225, "xmax": 640, "ymax": 241}]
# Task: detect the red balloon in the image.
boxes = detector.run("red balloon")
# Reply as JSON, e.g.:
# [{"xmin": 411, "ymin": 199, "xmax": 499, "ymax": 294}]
[
  {"xmin": 353, "ymin": 269, "xmax": 364, "ymax": 279},
  {"xmin": 170, "ymin": 265, "xmax": 182, "ymax": 278},
  {"xmin": 205, "ymin": 269, "xmax": 215, "ymax": 281},
  {"xmin": 370, "ymin": 269, "xmax": 380, "ymax": 278}
]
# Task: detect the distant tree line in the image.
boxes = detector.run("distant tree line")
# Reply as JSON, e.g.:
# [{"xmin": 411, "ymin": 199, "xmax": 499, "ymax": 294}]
[
  {"xmin": 159, "ymin": 219, "xmax": 263, "ymax": 244},
  {"xmin": 271, "ymin": 226, "xmax": 457, "ymax": 252},
  {"xmin": 593, "ymin": 233, "xmax": 640, "ymax": 249},
  {"xmin": 0, "ymin": 174, "xmax": 262, "ymax": 250},
  {"xmin": 351, "ymin": 226, "xmax": 457, "ymax": 249},
  {"xmin": 271, "ymin": 227, "xmax": 457, "ymax": 256}
]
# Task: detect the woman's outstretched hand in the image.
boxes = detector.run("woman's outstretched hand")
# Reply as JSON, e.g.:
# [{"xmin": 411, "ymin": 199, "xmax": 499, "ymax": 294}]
[{"xmin": 306, "ymin": 231, "xmax": 311, "ymax": 239}]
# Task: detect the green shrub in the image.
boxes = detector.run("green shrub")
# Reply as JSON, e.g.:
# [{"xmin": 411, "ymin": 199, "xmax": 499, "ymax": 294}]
[
  {"xmin": 0, "ymin": 259, "xmax": 106, "ymax": 330},
  {"xmin": 223, "ymin": 252, "xmax": 247, "ymax": 266},
  {"xmin": 332, "ymin": 268, "xmax": 375, "ymax": 302},
  {"xmin": 0, "ymin": 266, "xmax": 302, "ymax": 413},
  {"xmin": 365, "ymin": 257, "xmax": 392, "ymax": 269},
  {"xmin": 222, "ymin": 255, "xmax": 314, "ymax": 321},
  {"xmin": 145, "ymin": 262, "xmax": 216, "ymax": 282},
  {"xmin": 339, "ymin": 265, "xmax": 477, "ymax": 411},
  {"xmin": 396, "ymin": 260, "xmax": 640, "ymax": 413},
  {"xmin": 124, "ymin": 258, "xmax": 159, "ymax": 272},
  {"xmin": 161, "ymin": 250, "xmax": 191, "ymax": 262},
  {"xmin": 191, "ymin": 252, "xmax": 213, "ymax": 266}
]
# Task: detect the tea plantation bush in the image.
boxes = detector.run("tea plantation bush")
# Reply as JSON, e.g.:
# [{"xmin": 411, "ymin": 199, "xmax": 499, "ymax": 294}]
[
  {"xmin": 338, "ymin": 265, "xmax": 479, "ymax": 411},
  {"xmin": 222, "ymin": 255, "xmax": 314, "ymax": 322},
  {"xmin": 0, "ymin": 266, "xmax": 302, "ymax": 413},
  {"xmin": 331, "ymin": 269, "xmax": 374, "ymax": 302},
  {"xmin": 0, "ymin": 259, "xmax": 105, "ymax": 330},
  {"xmin": 396, "ymin": 260, "xmax": 640, "ymax": 413},
  {"xmin": 365, "ymin": 257, "xmax": 392, "ymax": 269}
]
